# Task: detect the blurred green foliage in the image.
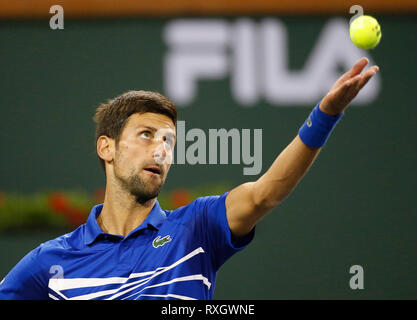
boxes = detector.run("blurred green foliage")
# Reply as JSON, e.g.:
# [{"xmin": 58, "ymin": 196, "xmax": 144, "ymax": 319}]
[{"xmin": 0, "ymin": 183, "xmax": 231, "ymax": 231}]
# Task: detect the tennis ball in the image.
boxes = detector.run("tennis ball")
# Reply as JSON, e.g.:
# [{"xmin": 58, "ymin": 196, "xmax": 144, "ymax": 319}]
[{"xmin": 349, "ymin": 15, "xmax": 382, "ymax": 50}]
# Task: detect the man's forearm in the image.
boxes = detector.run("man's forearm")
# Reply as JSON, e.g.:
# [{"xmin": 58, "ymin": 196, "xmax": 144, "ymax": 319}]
[
  {"xmin": 252, "ymin": 135, "xmax": 321, "ymax": 209},
  {"xmin": 225, "ymin": 58, "xmax": 379, "ymax": 237}
]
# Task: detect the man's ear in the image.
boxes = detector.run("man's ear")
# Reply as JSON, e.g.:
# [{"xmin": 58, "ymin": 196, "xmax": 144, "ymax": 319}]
[{"xmin": 96, "ymin": 136, "xmax": 115, "ymax": 164}]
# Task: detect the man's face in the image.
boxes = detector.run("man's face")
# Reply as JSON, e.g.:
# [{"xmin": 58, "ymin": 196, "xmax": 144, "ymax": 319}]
[{"xmin": 112, "ymin": 112, "xmax": 176, "ymax": 203}]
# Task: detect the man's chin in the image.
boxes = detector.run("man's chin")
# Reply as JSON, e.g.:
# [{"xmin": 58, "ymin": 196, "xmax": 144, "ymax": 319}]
[
  {"xmin": 131, "ymin": 183, "xmax": 164, "ymax": 204},
  {"xmin": 116, "ymin": 171, "xmax": 165, "ymax": 204},
  {"xmin": 132, "ymin": 190, "xmax": 160, "ymax": 204}
]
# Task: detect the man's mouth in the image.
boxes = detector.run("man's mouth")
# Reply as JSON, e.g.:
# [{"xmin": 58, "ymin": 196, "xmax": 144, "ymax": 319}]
[{"xmin": 143, "ymin": 166, "xmax": 162, "ymax": 176}]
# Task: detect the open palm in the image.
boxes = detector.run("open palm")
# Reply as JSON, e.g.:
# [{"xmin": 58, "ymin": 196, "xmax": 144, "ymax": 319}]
[{"xmin": 320, "ymin": 57, "xmax": 379, "ymax": 116}]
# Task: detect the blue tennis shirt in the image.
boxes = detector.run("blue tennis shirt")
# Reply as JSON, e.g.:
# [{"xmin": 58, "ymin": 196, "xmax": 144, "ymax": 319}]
[{"xmin": 0, "ymin": 192, "xmax": 254, "ymax": 300}]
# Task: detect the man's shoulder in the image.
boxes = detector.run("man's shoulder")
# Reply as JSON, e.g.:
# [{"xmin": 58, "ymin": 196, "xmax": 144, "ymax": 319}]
[
  {"xmin": 36, "ymin": 224, "xmax": 86, "ymax": 257},
  {"xmin": 0, "ymin": 226, "xmax": 85, "ymax": 287},
  {"xmin": 162, "ymin": 193, "xmax": 227, "ymax": 221}
]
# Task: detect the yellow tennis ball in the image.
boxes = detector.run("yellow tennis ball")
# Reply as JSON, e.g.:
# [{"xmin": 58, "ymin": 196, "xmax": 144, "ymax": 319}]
[{"xmin": 350, "ymin": 15, "xmax": 382, "ymax": 50}]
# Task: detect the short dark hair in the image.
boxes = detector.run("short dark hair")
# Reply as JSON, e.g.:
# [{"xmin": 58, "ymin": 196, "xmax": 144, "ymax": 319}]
[{"xmin": 93, "ymin": 90, "xmax": 177, "ymax": 172}]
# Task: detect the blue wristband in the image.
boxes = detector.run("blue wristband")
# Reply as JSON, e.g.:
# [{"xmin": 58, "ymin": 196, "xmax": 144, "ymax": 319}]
[{"xmin": 298, "ymin": 102, "xmax": 344, "ymax": 148}]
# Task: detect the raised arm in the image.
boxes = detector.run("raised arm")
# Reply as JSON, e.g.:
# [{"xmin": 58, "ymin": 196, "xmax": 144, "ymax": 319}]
[{"xmin": 226, "ymin": 57, "xmax": 379, "ymax": 238}]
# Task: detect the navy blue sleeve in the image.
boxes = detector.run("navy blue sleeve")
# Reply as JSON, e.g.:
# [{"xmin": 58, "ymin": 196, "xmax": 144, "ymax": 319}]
[
  {"xmin": 0, "ymin": 247, "xmax": 48, "ymax": 300},
  {"xmin": 197, "ymin": 192, "xmax": 255, "ymax": 270}
]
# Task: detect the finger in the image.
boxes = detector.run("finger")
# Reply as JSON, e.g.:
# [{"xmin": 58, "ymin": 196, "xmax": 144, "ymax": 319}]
[
  {"xmin": 349, "ymin": 57, "xmax": 370, "ymax": 77},
  {"xmin": 344, "ymin": 66, "xmax": 378, "ymax": 102},
  {"xmin": 330, "ymin": 74, "xmax": 360, "ymax": 106},
  {"xmin": 338, "ymin": 57, "xmax": 369, "ymax": 83},
  {"xmin": 344, "ymin": 74, "xmax": 362, "ymax": 89},
  {"xmin": 334, "ymin": 75, "xmax": 358, "ymax": 100},
  {"xmin": 335, "ymin": 57, "xmax": 369, "ymax": 87},
  {"xmin": 357, "ymin": 66, "xmax": 379, "ymax": 90}
]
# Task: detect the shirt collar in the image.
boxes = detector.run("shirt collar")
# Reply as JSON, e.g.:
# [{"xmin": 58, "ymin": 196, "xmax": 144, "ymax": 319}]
[{"xmin": 84, "ymin": 200, "xmax": 167, "ymax": 246}]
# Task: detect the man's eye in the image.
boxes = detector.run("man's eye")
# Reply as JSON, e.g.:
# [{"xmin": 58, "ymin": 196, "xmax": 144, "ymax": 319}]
[
  {"xmin": 163, "ymin": 136, "xmax": 174, "ymax": 147},
  {"xmin": 140, "ymin": 131, "xmax": 152, "ymax": 139}
]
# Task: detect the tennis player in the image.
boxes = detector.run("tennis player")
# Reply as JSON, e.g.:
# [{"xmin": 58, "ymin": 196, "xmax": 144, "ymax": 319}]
[{"xmin": 0, "ymin": 58, "xmax": 378, "ymax": 300}]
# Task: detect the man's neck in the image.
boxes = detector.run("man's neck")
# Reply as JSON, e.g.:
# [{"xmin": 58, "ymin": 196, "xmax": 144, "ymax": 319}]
[{"xmin": 97, "ymin": 188, "xmax": 157, "ymax": 237}]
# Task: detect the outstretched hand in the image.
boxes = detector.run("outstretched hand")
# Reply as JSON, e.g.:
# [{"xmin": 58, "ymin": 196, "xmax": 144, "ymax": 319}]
[{"xmin": 320, "ymin": 57, "xmax": 379, "ymax": 116}]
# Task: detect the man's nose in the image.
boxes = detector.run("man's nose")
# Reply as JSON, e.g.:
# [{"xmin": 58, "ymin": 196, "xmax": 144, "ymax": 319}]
[{"xmin": 153, "ymin": 140, "xmax": 168, "ymax": 164}]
